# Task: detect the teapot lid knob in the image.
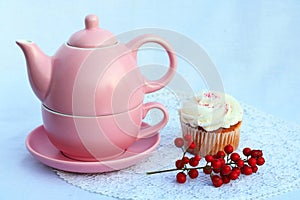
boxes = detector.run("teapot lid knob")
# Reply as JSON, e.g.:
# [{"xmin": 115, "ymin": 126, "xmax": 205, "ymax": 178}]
[
  {"xmin": 85, "ymin": 15, "xmax": 99, "ymax": 30},
  {"xmin": 68, "ymin": 14, "xmax": 117, "ymax": 48}
]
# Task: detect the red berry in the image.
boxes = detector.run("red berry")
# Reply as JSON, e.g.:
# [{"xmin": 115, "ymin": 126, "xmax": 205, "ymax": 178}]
[
  {"xmin": 189, "ymin": 157, "xmax": 199, "ymax": 167},
  {"xmin": 243, "ymin": 147, "xmax": 252, "ymax": 156},
  {"xmin": 205, "ymin": 155, "xmax": 214, "ymax": 162},
  {"xmin": 212, "ymin": 176, "xmax": 223, "ymax": 187},
  {"xmin": 252, "ymin": 165, "xmax": 258, "ymax": 173},
  {"xmin": 232, "ymin": 167, "xmax": 241, "ymax": 176},
  {"xmin": 221, "ymin": 165, "xmax": 232, "ymax": 175},
  {"xmin": 211, "ymin": 175, "xmax": 221, "ymax": 182},
  {"xmin": 189, "ymin": 142, "xmax": 196, "ymax": 149},
  {"xmin": 176, "ymin": 172, "xmax": 186, "ymax": 184},
  {"xmin": 175, "ymin": 160, "xmax": 184, "ymax": 169},
  {"xmin": 222, "ymin": 175, "xmax": 231, "ymax": 184},
  {"xmin": 242, "ymin": 165, "xmax": 253, "ymax": 175},
  {"xmin": 211, "ymin": 159, "xmax": 222, "ymax": 169},
  {"xmin": 251, "ymin": 150, "xmax": 259, "ymax": 158},
  {"xmin": 174, "ymin": 138, "xmax": 184, "ymax": 148},
  {"xmin": 203, "ymin": 166, "xmax": 212, "ymax": 174},
  {"xmin": 217, "ymin": 151, "xmax": 225, "ymax": 158},
  {"xmin": 188, "ymin": 169, "xmax": 199, "ymax": 179},
  {"xmin": 248, "ymin": 157, "xmax": 257, "ymax": 167},
  {"xmin": 257, "ymin": 150, "xmax": 263, "ymax": 157},
  {"xmin": 229, "ymin": 171, "xmax": 239, "ymax": 180},
  {"xmin": 230, "ymin": 153, "xmax": 240, "ymax": 162},
  {"xmin": 224, "ymin": 144, "xmax": 234, "ymax": 154},
  {"xmin": 213, "ymin": 168, "xmax": 221, "ymax": 173},
  {"xmin": 182, "ymin": 156, "xmax": 189, "ymax": 164},
  {"xmin": 213, "ymin": 178, "xmax": 223, "ymax": 187},
  {"xmin": 219, "ymin": 158, "xmax": 226, "ymax": 167},
  {"xmin": 194, "ymin": 154, "xmax": 201, "ymax": 161},
  {"xmin": 256, "ymin": 157, "xmax": 265, "ymax": 166},
  {"xmin": 183, "ymin": 134, "xmax": 192, "ymax": 141},
  {"xmin": 237, "ymin": 159, "xmax": 244, "ymax": 168}
]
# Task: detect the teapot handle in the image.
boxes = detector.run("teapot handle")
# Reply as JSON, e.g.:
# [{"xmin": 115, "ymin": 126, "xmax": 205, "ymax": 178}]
[{"xmin": 127, "ymin": 34, "xmax": 177, "ymax": 93}]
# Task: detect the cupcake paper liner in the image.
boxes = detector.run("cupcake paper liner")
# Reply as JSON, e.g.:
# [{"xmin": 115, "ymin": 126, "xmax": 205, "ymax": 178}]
[{"xmin": 180, "ymin": 122, "xmax": 241, "ymax": 156}]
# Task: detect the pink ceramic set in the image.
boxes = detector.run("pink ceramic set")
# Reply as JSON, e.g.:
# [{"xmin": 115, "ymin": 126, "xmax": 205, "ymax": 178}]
[{"xmin": 18, "ymin": 15, "xmax": 177, "ymax": 172}]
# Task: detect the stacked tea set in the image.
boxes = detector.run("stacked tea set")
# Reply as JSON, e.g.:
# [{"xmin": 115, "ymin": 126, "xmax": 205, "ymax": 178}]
[{"xmin": 17, "ymin": 14, "xmax": 244, "ymax": 174}]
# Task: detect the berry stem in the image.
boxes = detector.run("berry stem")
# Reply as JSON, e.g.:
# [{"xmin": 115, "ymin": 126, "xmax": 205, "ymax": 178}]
[
  {"xmin": 181, "ymin": 147, "xmax": 185, "ymax": 153},
  {"xmin": 226, "ymin": 154, "xmax": 229, "ymax": 163},
  {"xmin": 182, "ymin": 150, "xmax": 187, "ymax": 157},
  {"xmin": 147, "ymin": 168, "xmax": 181, "ymax": 175},
  {"xmin": 147, "ymin": 166, "xmax": 205, "ymax": 175}
]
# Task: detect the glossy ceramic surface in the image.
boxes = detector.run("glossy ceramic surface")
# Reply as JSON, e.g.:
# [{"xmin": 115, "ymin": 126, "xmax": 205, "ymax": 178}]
[
  {"xmin": 16, "ymin": 14, "xmax": 177, "ymax": 116},
  {"xmin": 26, "ymin": 124, "xmax": 160, "ymax": 173}
]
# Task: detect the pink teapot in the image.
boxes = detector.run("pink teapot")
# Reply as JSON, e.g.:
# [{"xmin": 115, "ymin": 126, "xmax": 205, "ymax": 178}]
[
  {"xmin": 18, "ymin": 15, "xmax": 177, "ymax": 161},
  {"xmin": 17, "ymin": 14, "xmax": 177, "ymax": 116}
]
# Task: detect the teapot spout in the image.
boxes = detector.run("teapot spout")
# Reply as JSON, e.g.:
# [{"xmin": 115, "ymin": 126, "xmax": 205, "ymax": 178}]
[{"xmin": 16, "ymin": 40, "xmax": 52, "ymax": 101}]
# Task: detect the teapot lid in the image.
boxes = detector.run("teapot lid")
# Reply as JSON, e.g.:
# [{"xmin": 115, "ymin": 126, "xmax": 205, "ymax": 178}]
[{"xmin": 68, "ymin": 15, "xmax": 118, "ymax": 48}]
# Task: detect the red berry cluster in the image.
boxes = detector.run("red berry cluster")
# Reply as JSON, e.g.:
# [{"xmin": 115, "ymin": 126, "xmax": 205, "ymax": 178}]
[
  {"xmin": 147, "ymin": 135, "xmax": 265, "ymax": 187},
  {"xmin": 203, "ymin": 145, "xmax": 265, "ymax": 187}
]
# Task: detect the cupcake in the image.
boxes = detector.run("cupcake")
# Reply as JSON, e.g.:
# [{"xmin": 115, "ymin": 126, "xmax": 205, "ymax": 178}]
[{"xmin": 179, "ymin": 91, "xmax": 243, "ymax": 156}]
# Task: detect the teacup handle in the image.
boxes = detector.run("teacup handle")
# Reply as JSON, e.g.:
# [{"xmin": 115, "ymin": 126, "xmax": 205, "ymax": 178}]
[
  {"xmin": 138, "ymin": 102, "xmax": 169, "ymax": 138},
  {"xmin": 127, "ymin": 34, "xmax": 177, "ymax": 94}
]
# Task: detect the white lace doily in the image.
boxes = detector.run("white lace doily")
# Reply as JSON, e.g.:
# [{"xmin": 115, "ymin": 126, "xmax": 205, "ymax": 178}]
[{"xmin": 55, "ymin": 90, "xmax": 300, "ymax": 200}]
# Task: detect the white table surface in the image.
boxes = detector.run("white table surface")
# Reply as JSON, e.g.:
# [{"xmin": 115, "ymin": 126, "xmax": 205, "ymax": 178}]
[{"xmin": 1, "ymin": 0, "xmax": 299, "ymax": 199}]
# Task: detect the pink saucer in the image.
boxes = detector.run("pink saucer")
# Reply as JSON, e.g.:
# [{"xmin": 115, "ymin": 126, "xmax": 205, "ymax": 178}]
[{"xmin": 26, "ymin": 123, "xmax": 160, "ymax": 173}]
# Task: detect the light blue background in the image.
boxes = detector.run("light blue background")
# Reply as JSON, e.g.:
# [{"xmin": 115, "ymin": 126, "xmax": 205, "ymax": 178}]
[{"xmin": 0, "ymin": 0, "xmax": 299, "ymax": 199}]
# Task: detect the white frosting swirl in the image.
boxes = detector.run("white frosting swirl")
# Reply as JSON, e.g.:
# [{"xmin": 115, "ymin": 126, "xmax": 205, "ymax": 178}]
[{"xmin": 179, "ymin": 91, "xmax": 243, "ymax": 131}]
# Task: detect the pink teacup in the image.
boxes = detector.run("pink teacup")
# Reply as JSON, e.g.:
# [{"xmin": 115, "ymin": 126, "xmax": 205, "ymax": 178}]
[{"xmin": 42, "ymin": 102, "xmax": 168, "ymax": 161}]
